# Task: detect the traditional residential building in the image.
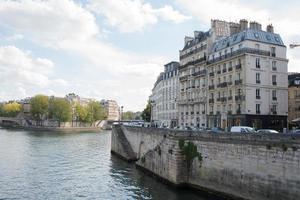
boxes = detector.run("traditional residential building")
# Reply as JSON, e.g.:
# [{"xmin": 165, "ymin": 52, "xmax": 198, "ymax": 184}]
[
  {"xmin": 206, "ymin": 21, "xmax": 288, "ymax": 131},
  {"xmin": 178, "ymin": 20, "xmax": 231, "ymax": 128},
  {"xmin": 100, "ymin": 100, "xmax": 120, "ymax": 121},
  {"xmin": 288, "ymin": 73, "xmax": 300, "ymax": 125},
  {"xmin": 150, "ymin": 61, "xmax": 179, "ymax": 127}
]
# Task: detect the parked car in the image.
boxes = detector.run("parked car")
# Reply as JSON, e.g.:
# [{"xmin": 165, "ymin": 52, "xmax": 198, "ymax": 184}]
[
  {"xmin": 289, "ymin": 129, "xmax": 300, "ymax": 134},
  {"xmin": 230, "ymin": 126, "xmax": 256, "ymax": 133},
  {"xmin": 257, "ymin": 129, "xmax": 279, "ymax": 134},
  {"xmin": 210, "ymin": 127, "xmax": 224, "ymax": 133}
]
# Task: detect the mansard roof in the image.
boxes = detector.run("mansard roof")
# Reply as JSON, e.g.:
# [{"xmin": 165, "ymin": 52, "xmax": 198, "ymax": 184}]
[
  {"xmin": 182, "ymin": 31, "xmax": 210, "ymax": 51},
  {"xmin": 211, "ymin": 29, "xmax": 285, "ymax": 53}
]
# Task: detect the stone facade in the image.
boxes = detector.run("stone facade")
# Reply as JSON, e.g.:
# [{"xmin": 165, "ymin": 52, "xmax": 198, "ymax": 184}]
[
  {"xmin": 177, "ymin": 19, "xmax": 288, "ymax": 130},
  {"xmin": 288, "ymin": 73, "xmax": 300, "ymax": 124},
  {"xmin": 100, "ymin": 99, "xmax": 120, "ymax": 121},
  {"xmin": 111, "ymin": 125, "xmax": 300, "ymax": 200},
  {"xmin": 150, "ymin": 61, "xmax": 179, "ymax": 128}
]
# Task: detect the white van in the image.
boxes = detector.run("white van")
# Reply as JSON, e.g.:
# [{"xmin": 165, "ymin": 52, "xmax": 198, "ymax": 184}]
[{"xmin": 230, "ymin": 126, "xmax": 256, "ymax": 133}]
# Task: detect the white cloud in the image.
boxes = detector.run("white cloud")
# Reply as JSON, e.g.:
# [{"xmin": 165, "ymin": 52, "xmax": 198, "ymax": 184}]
[
  {"xmin": 87, "ymin": 0, "xmax": 190, "ymax": 32},
  {"xmin": 0, "ymin": 46, "xmax": 68, "ymax": 101},
  {"xmin": 0, "ymin": 0, "xmax": 168, "ymax": 111},
  {"xmin": 176, "ymin": 0, "xmax": 300, "ymax": 72}
]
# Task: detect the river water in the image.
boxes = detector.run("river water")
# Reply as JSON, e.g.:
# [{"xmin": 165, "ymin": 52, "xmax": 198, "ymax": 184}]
[{"xmin": 0, "ymin": 128, "xmax": 218, "ymax": 200}]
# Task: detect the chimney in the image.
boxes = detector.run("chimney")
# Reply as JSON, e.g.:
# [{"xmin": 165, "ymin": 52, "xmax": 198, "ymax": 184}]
[
  {"xmin": 194, "ymin": 31, "xmax": 200, "ymax": 38},
  {"xmin": 230, "ymin": 22, "xmax": 240, "ymax": 35},
  {"xmin": 249, "ymin": 21, "xmax": 262, "ymax": 30},
  {"xmin": 267, "ymin": 24, "xmax": 274, "ymax": 33},
  {"xmin": 239, "ymin": 19, "xmax": 248, "ymax": 31}
]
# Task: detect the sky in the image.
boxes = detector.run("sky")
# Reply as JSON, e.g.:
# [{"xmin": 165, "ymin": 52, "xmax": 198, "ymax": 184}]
[{"xmin": 0, "ymin": 0, "xmax": 300, "ymax": 111}]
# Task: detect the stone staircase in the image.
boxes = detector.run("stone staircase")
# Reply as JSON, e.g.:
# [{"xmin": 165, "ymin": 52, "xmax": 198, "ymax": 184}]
[{"xmin": 113, "ymin": 125, "xmax": 137, "ymax": 161}]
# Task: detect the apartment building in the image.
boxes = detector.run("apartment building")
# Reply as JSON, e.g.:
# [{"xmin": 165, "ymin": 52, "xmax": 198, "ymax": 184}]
[
  {"xmin": 150, "ymin": 61, "xmax": 179, "ymax": 127},
  {"xmin": 100, "ymin": 100, "xmax": 120, "ymax": 121},
  {"xmin": 207, "ymin": 21, "xmax": 288, "ymax": 131},
  {"xmin": 178, "ymin": 20, "xmax": 231, "ymax": 128},
  {"xmin": 288, "ymin": 73, "xmax": 300, "ymax": 125}
]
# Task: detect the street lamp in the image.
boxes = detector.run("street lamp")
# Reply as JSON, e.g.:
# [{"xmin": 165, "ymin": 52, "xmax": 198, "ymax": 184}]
[{"xmin": 120, "ymin": 106, "xmax": 123, "ymax": 121}]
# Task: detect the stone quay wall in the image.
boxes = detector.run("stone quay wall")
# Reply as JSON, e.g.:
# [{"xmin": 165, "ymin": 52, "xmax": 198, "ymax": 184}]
[{"xmin": 111, "ymin": 125, "xmax": 300, "ymax": 200}]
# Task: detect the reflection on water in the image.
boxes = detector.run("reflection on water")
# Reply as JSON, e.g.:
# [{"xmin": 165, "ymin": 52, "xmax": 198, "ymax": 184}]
[{"xmin": 0, "ymin": 129, "xmax": 218, "ymax": 200}]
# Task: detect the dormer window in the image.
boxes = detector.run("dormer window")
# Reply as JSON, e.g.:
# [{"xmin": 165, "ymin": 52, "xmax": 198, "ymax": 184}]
[
  {"xmin": 266, "ymin": 35, "xmax": 271, "ymax": 41},
  {"xmin": 254, "ymin": 33, "xmax": 259, "ymax": 39}
]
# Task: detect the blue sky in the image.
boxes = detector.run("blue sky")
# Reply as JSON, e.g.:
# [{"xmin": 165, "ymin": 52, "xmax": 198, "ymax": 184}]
[{"xmin": 0, "ymin": 0, "xmax": 299, "ymax": 111}]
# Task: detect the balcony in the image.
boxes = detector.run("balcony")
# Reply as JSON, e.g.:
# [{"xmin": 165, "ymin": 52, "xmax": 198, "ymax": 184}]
[
  {"xmin": 179, "ymin": 75, "xmax": 188, "ymax": 82},
  {"xmin": 227, "ymin": 111, "xmax": 232, "ymax": 115},
  {"xmin": 228, "ymin": 96, "xmax": 233, "ymax": 101},
  {"xmin": 235, "ymin": 95, "xmax": 245, "ymax": 101},
  {"xmin": 256, "ymin": 110, "xmax": 261, "ymax": 114},
  {"xmin": 216, "ymin": 111, "xmax": 221, "ymax": 115},
  {"xmin": 209, "ymin": 72, "xmax": 215, "ymax": 77},
  {"xmin": 271, "ymin": 53, "xmax": 276, "ymax": 57},
  {"xmin": 272, "ymin": 82, "xmax": 277, "ymax": 86},
  {"xmin": 227, "ymin": 81, "xmax": 233, "ymax": 86},
  {"xmin": 209, "ymin": 111, "xmax": 214, "ymax": 115},
  {"xmin": 206, "ymin": 48, "xmax": 271, "ymax": 65},
  {"xmin": 202, "ymin": 111, "xmax": 205, "ymax": 114},
  {"xmin": 209, "ymin": 85, "xmax": 215, "ymax": 90},
  {"xmin": 256, "ymin": 96, "xmax": 261, "ymax": 100},
  {"xmin": 192, "ymin": 69, "xmax": 207, "ymax": 77},
  {"xmin": 209, "ymin": 99, "xmax": 214, "ymax": 103},
  {"xmin": 217, "ymin": 70, "xmax": 221, "ymax": 74},
  {"xmin": 220, "ymin": 97, "xmax": 227, "ymax": 102},
  {"xmin": 256, "ymin": 64, "xmax": 261, "ymax": 69},
  {"xmin": 256, "ymin": 80, "xmax": 261, "ymax": 84},
  {"xmin": 236, "ymin": 109, "xmax": 241, "ymax": 114},
  {"xmin": 217, "ymin": 98, "xmax": 221, "ymax": 102},
  {"xmin": 273, "ymin": 97, "xmax": 277, "ymax": 101},
  {"xmin": 235, "ymin": 79, "xmax": 243, "ymax": 85},
  {"xmin": 235, "ymin": 64, "xmax": 242, "ymax": 70},
  {"xmin": 222, "ymin": 68, "xmax": 227, "ymax": 73},
  {"xmin": 179, "ymin": 56, "xmax": 207, "ymax": 69},
  {"xmin": 228, "ymin": 67, "xmax": 233, "ymax": 72},
  {"xmin": 272, "ymin": 111, "xmax": 277, "ymax": 115}
]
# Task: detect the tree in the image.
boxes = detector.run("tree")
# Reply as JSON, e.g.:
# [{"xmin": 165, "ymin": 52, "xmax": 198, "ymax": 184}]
[
  {"xmin": 30, "ymin": 95, "xmax": 49, "ymax": 124},
  {"xmin": 49, "ymin": 98, "xmax": 71, "ymax": 126},
  {"xmin": 85, "ymin": 101, "xmax": 107, "ymax": 124},
  {"xmin": 141, "ymin": 101, "xmax": 151, "ymax": 122},
  {"xmin": 0, "ymin": 102, "xmax": 22, "ymax": 117},
  {"xmin": 75, "ymin": 103, "xmax": 88, "ymax": 122},
  {"xmin": 122, "ymin": 111, "xmax": 135, "ymax": 120}
]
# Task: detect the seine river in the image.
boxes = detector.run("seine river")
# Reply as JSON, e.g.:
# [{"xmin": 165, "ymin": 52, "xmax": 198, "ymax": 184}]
[{"xmin": 0, "ymin": 128, "xmax": 218, "ymax": 200}]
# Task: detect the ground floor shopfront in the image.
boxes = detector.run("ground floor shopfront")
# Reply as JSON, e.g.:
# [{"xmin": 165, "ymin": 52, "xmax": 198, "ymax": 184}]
[{"xmin": 207, "ymin": 114, "xmax": 287, "ymax": 131}]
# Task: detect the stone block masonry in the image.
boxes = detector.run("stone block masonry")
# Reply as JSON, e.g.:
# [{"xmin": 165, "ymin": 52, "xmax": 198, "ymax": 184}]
[{"xmin": 111, "ymin": 125, "xmax": 300, "ymax": 200}]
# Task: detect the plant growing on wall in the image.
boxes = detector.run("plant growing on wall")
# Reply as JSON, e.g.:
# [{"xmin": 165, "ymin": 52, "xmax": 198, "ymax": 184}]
[{"xmin": 178, "ymin": 140, "xmax": 203, "ymax": 180}]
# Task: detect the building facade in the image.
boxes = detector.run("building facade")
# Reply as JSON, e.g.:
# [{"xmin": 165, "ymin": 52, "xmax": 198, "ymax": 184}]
[
  {"xmin": 288, "ymin": 73, "xmax": 300, "ymax": 125},
  {"xmin": 100, "ymin": 100, "xmax": 120, "ymax": 121},
  {"xmin": 150, "ymin": 61, "xmax": 179, "ymax": 127},
  {"xmin": 206, "ymin": 21, "xmax": 288, "ymax": 131}
]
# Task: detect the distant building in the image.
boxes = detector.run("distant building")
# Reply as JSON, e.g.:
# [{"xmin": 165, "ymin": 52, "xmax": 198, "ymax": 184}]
[
  {"xmin": 288, "ymin": 73, "xmax": 300, "ymax": 125},
  {"xmin": 150, "ymin": 61, "xmax": 179, "ymax": 127},
  {"xmin": 100, "ymin": 100, "xmax": 120, "ymax": 121},
  {"xmin": 65, "ymin": 93, "xmax": 95, "ymax": 106}
]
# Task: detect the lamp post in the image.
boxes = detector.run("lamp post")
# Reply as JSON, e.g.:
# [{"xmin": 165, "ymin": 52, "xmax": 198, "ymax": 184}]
[{"xmin": 120, "ymin": 106, "xmax": 123, "ymax": 121}]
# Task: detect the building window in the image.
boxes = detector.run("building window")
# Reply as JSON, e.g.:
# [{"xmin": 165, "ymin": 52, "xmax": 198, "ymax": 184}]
[
  {"xmin": 271, "ymin": 47, "xmax": 276, "ymax": 57},
  {"xmin": 256, "ymin": 58, "xmax": 260, "ymax": 68},
  {"xmin": 256, "ymin": 104, "xmax": 261, "ymax": 114},
  {"xmin": 272, "ymin": 61, "xmax": 277, "ymax": 71},
  {"xmin": 256, "ymin": 89, "xmax": 260, "ymax": 99},
  {"xmin": 237, "ymin": 104, "xmax": 241, "ymax": 114},
  {"xmin": 272, "ymin": 75, "xmax": 277, "ymax": 85},
  {"xmin": 255, "ymin": 44, "xmax": 260, "ymax": 50},
  {"xmin": 256, "ymin": 73, "xmax": 261, "ymax": 84},
  {"xmin": 272, "ymin": 105, "xmax": 277, "ymax": 114},
  {"xmin": 272, "ymin": 90, "xmax": 277, "ymax": 101}
]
